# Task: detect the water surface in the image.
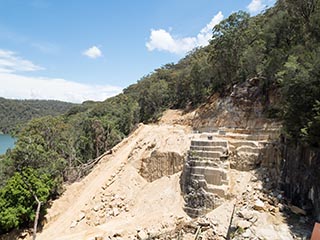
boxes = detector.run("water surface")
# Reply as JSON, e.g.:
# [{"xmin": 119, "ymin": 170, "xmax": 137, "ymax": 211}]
[{"xmin": 0, "ymin": 134, "xmax": 16, "ymax": 155}]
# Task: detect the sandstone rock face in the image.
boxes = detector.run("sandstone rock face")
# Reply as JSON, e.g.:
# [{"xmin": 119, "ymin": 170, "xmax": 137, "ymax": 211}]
[
  {"xmin": 139, "ymin": 150, "xmax": 185, "ymax": 182},
  {"xmin": 228, "ymin": 133, "xmax": 270, "ymax": 171},
  {"xmin": 192, "ymin": 77, "xmax": 282, "ymax": 131}
]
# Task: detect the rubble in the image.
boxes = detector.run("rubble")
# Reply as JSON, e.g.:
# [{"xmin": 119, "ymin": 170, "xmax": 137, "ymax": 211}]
[
  {"xmin": 82, "ymin": 193, "xmax": 129, "ymax": 227},
  {"xmin": 228, "ymin": 168, "xmax": 313, "ymax": 240}
]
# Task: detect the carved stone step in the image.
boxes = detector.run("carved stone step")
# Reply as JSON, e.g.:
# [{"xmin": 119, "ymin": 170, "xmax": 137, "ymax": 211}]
[
  {"xmin": 206, "ymin": 184, "xmax": 229, "ymax": 197},
  {"xmin": 201, "ymin": 131, "xmax": 270, "ymax": 140},
  {"xmin": 198, "ymin": 179, "xmax": 208, "ymax": 188},
  {"xmin": 188, "ymin": 156, "xmax": 228, "ymax": 162},
  {"xmin": 236, "ymin": 146, "xmax": 261, "ymax": 154},
  {"xmin": 191, "ymin": 167, "xmax": 228, "ymax": 185},
  {"xmin": 188, "ymin": 150, "xmax": 225, "ymax": 159},
  {"xmin": 191, "ymin": 139, "xmax": 228, "ymax": 148},
  {"xmin": 217, "ymin": 133, "xmax": 269, "ymax": 141},
  {"xmin": 228, "ymin": 140, "xmax": 260, "ymax": 148},
  {"xmin": 190, "ymin": 173, "xmax": 205, "ymax": 180},
  {"xmin": 190, "ymin": 145, "xmax": 227, "ymax": 153},
  {"xmin": 188, "ymin": 160, "xmax": 229, "ymax": 170}
]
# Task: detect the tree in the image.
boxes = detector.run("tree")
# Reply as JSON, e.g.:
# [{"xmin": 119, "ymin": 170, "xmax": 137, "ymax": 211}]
[
  {"xmin": 286, "ymin": 0, "xmax": 317, "ymax": 23},
  {"xmin": 278, "ymin": 49, "xmax": 320, "ymax": 143},
  {"xmin": 208, "ymin": 11, "xmax": 250, "ymax": 86},
  {"xmin": 10, "ymin": 117, "xmax": 71, "ymax": 179},
  {"xmin": 0, "ymin": 168, "xmax": 55, "ymax": 233}
]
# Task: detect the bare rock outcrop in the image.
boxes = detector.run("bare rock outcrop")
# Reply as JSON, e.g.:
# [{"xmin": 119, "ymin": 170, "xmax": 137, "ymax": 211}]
[
  {"xmin": 192, "ymin": 77, "xmax": 281, "ymax": 131},
  {"xmin": 139, "ymin": 150, "xmax": 185, "ymax": 182}
]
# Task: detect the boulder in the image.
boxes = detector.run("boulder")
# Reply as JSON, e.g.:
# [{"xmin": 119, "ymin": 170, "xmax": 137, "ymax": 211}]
[
  {"xmin": 237, "ymin": 220, "xmax": 251, "ymax": 229},
  {"xmin": 137, "ymin": 230, "xmax": 148, "ymax": 240},
  {"xmin": 238, "ymin": 209, "xmax": 253, "ymax": 220},
  {"xmin": 253, "ymin": 199, "xmax": 265, "ymax": 211}
]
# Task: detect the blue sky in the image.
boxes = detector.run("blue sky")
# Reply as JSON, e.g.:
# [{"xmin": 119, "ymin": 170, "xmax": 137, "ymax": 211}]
[{"xmin": 0, "ymin": 0, "xmax": 275, "ymax": 103}]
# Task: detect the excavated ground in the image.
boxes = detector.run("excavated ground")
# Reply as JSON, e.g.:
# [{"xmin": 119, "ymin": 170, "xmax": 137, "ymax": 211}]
[
  {"xmin": 35, "ymin": 120, "xmax": 192, "ymax": 240},
  {"xmin": 14, "ymin": 110, "xmax": 313, "ymax": 240}
]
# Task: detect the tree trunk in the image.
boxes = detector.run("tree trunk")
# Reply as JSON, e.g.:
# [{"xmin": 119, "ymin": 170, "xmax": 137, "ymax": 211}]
[{"xmin": 33, "ymin": 195, "xmax": 42, "ymax": 240}]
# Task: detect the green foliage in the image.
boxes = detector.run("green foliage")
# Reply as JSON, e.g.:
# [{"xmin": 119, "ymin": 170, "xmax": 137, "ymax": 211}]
[
  {"xmin": 0, "ymin": 98, "xmax": 75, "ymax": 134},
  {"xmin": 208, "ymin": 11, "xmax": 250, "ymax": 86},
  {"xmin": 278, "ymin": 46, "xmax": 320, "ymax": 145},
  {"xmin": 9, "ymin": 117, "xmax": 71, "ymax": 178},
  {"xmin": 303, "ymin": 101, "xmax": 320, "ymax": 147},
  {"xmin": 0, "ymin": 168, "xmax": 55, "ymax": 232}
]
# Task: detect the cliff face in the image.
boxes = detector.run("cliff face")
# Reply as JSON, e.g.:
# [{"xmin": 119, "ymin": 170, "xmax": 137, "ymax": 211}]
[
  {"xmin": 193, "ymin": 77, "xmax": 281, "ymax": 131},
  {"xmin": 139, "ymin": 151, "xmax": 185, "ymax": 182},
  {"xmin": 259, "ymin": 140, "xmax": 320, "ymax": 222},
  {"xmin": 281, "ymin": 144, "xmax": 320, "ymax": 221}
]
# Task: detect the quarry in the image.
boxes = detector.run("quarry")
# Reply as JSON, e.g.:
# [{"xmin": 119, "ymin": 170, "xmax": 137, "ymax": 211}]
[
  {"xmin": 2, "ymin": 76, "xmax": 317, "ymax": 240},
  {"xmin": 12, "ymin": 109, "xmax": 309, "ymax": 240}
]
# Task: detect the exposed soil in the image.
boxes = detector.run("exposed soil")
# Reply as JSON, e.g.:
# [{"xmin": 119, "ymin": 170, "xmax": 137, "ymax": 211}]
[{"xmin": 36, "ymin": 117, "xmax": 192, "ymax": 240}]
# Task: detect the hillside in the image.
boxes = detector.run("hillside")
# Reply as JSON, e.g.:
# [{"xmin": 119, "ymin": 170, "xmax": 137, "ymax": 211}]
[
  {"xmin": 0, "ymin": 0, "xmax": 320, "ymax": 238},
  {"xmin": 0, "ymin": 98, "xmax": 76, "ymax": 134},
  {"xmin": 20, "ymin": 111, "xmax": 311, "ymax": 239}
]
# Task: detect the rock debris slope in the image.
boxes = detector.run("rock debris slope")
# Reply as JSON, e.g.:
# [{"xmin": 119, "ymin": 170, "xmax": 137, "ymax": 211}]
[{"xmin": 37, "ymin": 122, "xmax": 192, "ymax": 240}]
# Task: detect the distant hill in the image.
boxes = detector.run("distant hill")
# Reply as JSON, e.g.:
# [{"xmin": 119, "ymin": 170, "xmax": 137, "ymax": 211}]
[{"xmin": 0, "ymin": 97, "xmax": 76, "ymax": 134}]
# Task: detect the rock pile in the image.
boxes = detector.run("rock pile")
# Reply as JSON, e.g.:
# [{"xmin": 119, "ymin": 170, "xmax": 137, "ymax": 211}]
[
  {"xmin": 85, "ymin": 193, "xmax": 129, "ymax": 227},
  {"xmin": 68, "ymin": 160, "xmax": 129, "ymax": 229},
  {"xmin": 70, "ymin": 192, "xmax": 129, "ymax": 229},
  {"xmin": 229, "ymin": 168, "xmax": 312, "ymax": 240}
]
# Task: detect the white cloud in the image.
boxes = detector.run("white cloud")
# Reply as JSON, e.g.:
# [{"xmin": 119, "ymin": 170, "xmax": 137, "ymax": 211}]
[
  {"xmin": 146, "ymin": 29, "xmax": 197, "ymax": 54},
  {"xmin": 0, "ymin": 49, "xmax": 44, "ymax": 73},
  {"xmin": 0, "ymin": 49, "xmax": 121, "ymax": 103},
  {"xmin": 146, "ymin": 11, "xmax": 223, "ymax": 55},
  {"xmin": 247, "ymin": 0, "xmax": 266, "ymax": 14},
  {"xmin": 197, "ymin": 11, "xmax": 224, "ymax": 46},
  {"xmin": 83, "ymin": 46, "xmax": 102, "ymax": 59},
  {"xmin": 0, "ymin": 74, "xmax": 122, "ymax": 103}
]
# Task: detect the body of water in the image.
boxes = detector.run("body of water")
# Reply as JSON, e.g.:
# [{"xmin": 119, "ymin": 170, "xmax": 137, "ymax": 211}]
[{"xmin": 0, "ymin": 134, "xmax": 16, "ymax": 155}]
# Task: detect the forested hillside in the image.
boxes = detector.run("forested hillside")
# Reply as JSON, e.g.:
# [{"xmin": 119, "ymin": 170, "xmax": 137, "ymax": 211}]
[
  {"xmin": 1, "ymin": 0, "xmax": 320, "ymax": 233},
  {"xmin": 0, "ymin": 98, "xmax": 76, "ymax": 134}
]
